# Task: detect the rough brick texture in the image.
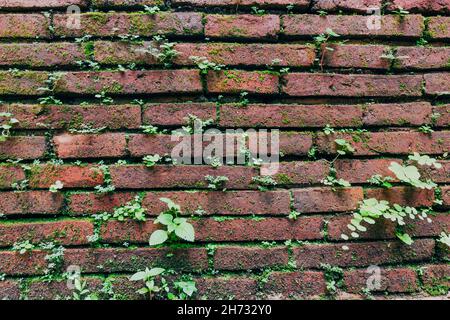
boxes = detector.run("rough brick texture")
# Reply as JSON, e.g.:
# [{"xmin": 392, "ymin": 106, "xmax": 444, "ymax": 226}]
[{"xmin": 0, "ymin": 1, "xmax": 448, "ymax": 301}]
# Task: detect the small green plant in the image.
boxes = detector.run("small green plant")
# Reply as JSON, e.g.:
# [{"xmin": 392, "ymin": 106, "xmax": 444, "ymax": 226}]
[
  {"xmin": 130, "ymin": 267, "xmax": 165, "ymax": 299},
  {"xmin": 416, "ymin": 38, "xmax": 429, "ymax": 46},
  {"xmin": 12, "ymin": 240, "xmax": 35, "ymax": 254},
  {"xmin": 251, "ymin": 6, "xmax": 265, "ymax": 15},
  {"xmin": 368, "ymin": 174, "xmax": 394, "ymax": 189},
  {"xmin": 205, "ymin": 175, "xmax": 229, "ymax": 190},
  {"xmin": 323, "ymin": 124, "xmax": 335, "ymax": 135},
  {"xmin": 94, "ymin": 163, "xmax": 115, "ymax": 194},
  {"xmin": 145, "ymin": 36, "xmax": 179, "ymax": 68},
  {"xmin": 95, "ymin": 91, "xmax": 114, "ymax": 105},
  {"xmin": 11, "ymin": 179, "xmax": 29, "ymax": 191},
  {"xmin": 438, "ymin": 232, "xmax": 450, "ymax": 247},
  {"xmin": 409, "ymin": 153, "xmax": 442, "ymax": 169},
  {"xmin": 322, "ymin": 175, "xmax": 351, "ymax": 188},
  {"xmin": 37, "ymin": 96, "xmax": 63, "ymax": 105},
  {"xmin": 334, "ymin": 139, "xmax": 355, "ymax": 155},
  {"xmin": 190, "ymin": 56, "xmax": 224, "ymax": 75},
  {"xmin": 289, "ymin": 210, "xmax": 301, "ymax": 220},
  {"xmin": 112, "ymin": 195, "xmax": 146, "ymax": 222},
  {"xmin": 171, "ymin": 279, "xmax": 197, "ymax": 300},
  {"xmin": 49, "ymin": 180, "xmax": 64, "ymax": 193},
  {"xmin": 182, "ymin": 114, "xmax": 214, "ymax": 134},
  {"xmin": 72, "ymin": 278, "xmax": 97, "ymax": 300},
  {"xmin": 252, "ymin": 175, "xmax": 277, "ymax": 191},
  {"xmin": 237, "ymin": 92, "xmax": 250, "ymax": 107},
  {"xmin": 143, "ymin": 154, "xmax": 161, "ymax": 168},
  {"xmin": 418, "ymin": 125, "xmax": 434, "ymax": 134},
  {"xmin": 149, "ymin": 198, "xmax": 195, "ymax": 246},
  {"xmin": 143, "ymin": 5, "xmax": 160, "ymax": 14},
  {"xmin": 314, "ymin": 28, "xmax": 340, "ymax": 71},
  {"xmin": 141, "ymin": 124, "xmax": 162, "ymax": 135},
  {"xmin": 0, "ymin": 112, "xmax": 19, "ymax": 142},
  {"xmin": 68, "ymin": 124, "xmax": 106, "ymax": 134},
  {"xmin": 389, "ymin": 162, "xmax": 437, "ymax": 190},
  {"xmin": 392, "ymin": 7, "xmax": 409, "ymax": 19}
]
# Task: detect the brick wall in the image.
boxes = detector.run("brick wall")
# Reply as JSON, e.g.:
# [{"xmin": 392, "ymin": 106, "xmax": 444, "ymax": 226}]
[{"xmin": 0, "ymin": 0, "xmax": 449, "ymax": 300}]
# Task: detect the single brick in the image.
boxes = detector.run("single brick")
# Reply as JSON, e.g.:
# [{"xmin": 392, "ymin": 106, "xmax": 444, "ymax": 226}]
[
  {"xmin": 213, "ymin": 246, "xmax": 289, "ymax": 270},
  {"xmin": 0, "ymin": 104, "xmax": 142, "ymax": 130},
  {"xmin": 292, "ymin": 187, "xmax": 364, "ymax": 213},
  {"xmin": 205, "ymin": 14, "xmax": 280, "ymax": 39},
  {"xmin": 365, "ymin": 187, "xmax": 435, "ymax": 207},
  {"xmin": 143, "ymin": 103, "xmax": 216, "ymax": 126},
  {"xmin": 313, "ymin": 0, "xmax": 382, "ymax": 13},
  {"xmin": 335, "ymin": 158, "xmax": 400, "ymax": 183},
  {"xmin": 27, "ymin": 278, "xmax": 103, "ymax": 299},
  {"xmin": 283, "ymin": 73, "xmax": 423, "ymax": 97},
  {"xmin": 266, "ymin": 161, "xmax": 329, "ymax": 185},
  {"xmin": 28, "ymin": 165, "xmax": 104, "ymax": 188},
  {"xmin": 127, "ymin": 134, "xmax": 181, "ymax": 157},
  {"xmin": 142, "ymin": 190, "xmax": 291, "ymax": 215},
  {"xmin": 53, "ymin": 12, "xmax": 203, "ymax": 37},
  {"xmin": 428, "ymin": 17, "xmax": 450, "ymax": 39},
  {"xmin": 207, "ymin": 71, "xmax": 279, "ymax": 94},
  {"xmin": 63, "ymin": 247, "xmax": 208, "ymax": 272},
  {"xmin": 316, "ymin": 131, "xmax": 450, "ymax": 156},
  {"xmin": 263, "ymin": 272, "xmax": 326, "ymax": 298},
  {"xmin": 0, "ymin": 281, "xmax": 20, "ymax": 300},
  {"xmin": 195, "ymin": 277, "xmax": 259, "ymax": 300},
  {"xmin": 0, "ymin": 43, "xmax": 86, "ymax": 67},
  {"xmin": 395, "ymin": 47, "xmax": 450, "ymax": 69},
  {"xmin": 388, "ymin": 0, "xmax": 450, "ymax": 13},
  {"xmin": 0, "ymin": 191, "xmax": 64, "ymax": 215},
  {"xmin": 425, "ymin": 73, "xmax": 450, "ymax": 95},
  {"xmin": 54, "ymin": 70, "xmax": 202, "ymax": 95},
  {"xmin": 110, "ymin": 165, "xmax": 258, "ymax": 189},
  {"xmin": 0, "ymin": 71, "xmax": 48, "ymax": 96},
  {"xmin": 0, "ymin": 14, "xmax": 50, "ymax": 38},
  {"xmin": 0, "ymin": 165, "xmax": 25, "ymax": 189},
  {"xmin": 344, "ymin": 268, "xmax": 418, "ymax": 293},
  {"xmin": 282, "ymin": 14, "xmax": 424, "ymax": 38},
  {"xmin": 277, "ymin": 132, "xmax": 313, "ymax": 156},
  {"xmin": 219, "ymin": 104, "xmax": 363, "ymax": 128},
  {"xmin": 100, "ymin": 217, "xmax": 323, "ymax": 243},
  {"xmin": 362, "ymin": 102, "xmax": 433, "ymax": 126},
  {"xmin": 53, "ymin": 133, "xmax": 127, "ymax": 159},
  {"xmin": 293, "ymin": 239, "xmax": 435, "ymax": 268},
  {"xmin": 0, "ymin": 136, "xmax": 47, "ymax": 160},
  {"xmin": 442, "ymin": 186, "xmax": 450, "ymax": 209},
  {"xmin": 421, "ymin": 264, "xmax": 450, "ymax": 289},
  {"xmin": 0, "ymin": 220, "xmax": 94, "ymax": 247},
  {"xmin": 323, "ymin": 44, "xmax": 391, "ymax": 70},
  {"xmin": 0, "ymin": 0, "xmax": 87, "ymax": 8},
  {"xmin": 433, "ymin": 105, "xmax": 449, "ymax": 127},
  {"xmin": 68, "ymin": 192, "xmax": 136, "ymax": 214}
]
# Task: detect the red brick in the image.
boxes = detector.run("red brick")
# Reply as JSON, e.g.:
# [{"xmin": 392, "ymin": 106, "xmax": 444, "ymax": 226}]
[
  {"xmin": 428, "ymin": 17, "xmax": 450, "ymax": 39},
  {"xmin": 425, "ymin": 73, "xmax": 450, "ymax": 95},
  {"xmin": 27, "ymin": 278, "xmax": 103, "ymax": 300},
  {"xmin": 0, "ymin": 220, "xmax": 94, "ymax": 247},
  {"xmin": 207, "ymin": 71, "xmax": 279, "ymax": 94},
  {"xmin": 53, "ymin": 12, "xmax": 203, "ymax": 37},
  {"xmin": 0, "ymin": 165, "xmax": 25, "ymax": 189},
  {"xmin": 205, "ymin": 14, "xmax": 280, "ymax": 39},
  {"xmin": 267, "ymin": 161, "xmax": 328, "ymax": 185},
  {"xmin": 0, "ymin": 251, "xmax": 47, "ymax": 275},
  {"xmin": 263, "ymin": 271, "xmax": 326, "ymax": 298},
  {"xmin": 100, "ymin": 217, "xmax": 323, "ymax": 243},
  {"xmin": 316, "ymin": 131, "xmax": 450, "ymax": 156},
  {"xmin": 175, "ymin": 43, "xmax": 315, "ymax": 67},
  {"xmin": 433, "ymin": 105, "xmax": 449, "ymax": 127},
  {"xmin": 110, "ymin": 165, "xmax": 258, "ymax": 189},
  {"xmin": 0, "ymin": 191, "xmax": 64, "ymax": 215},
  {"xmin": 344, "ymin": 268, "xmax": 418, "ymax": 293},
  {"xmin": 28, "ymin": 165, "xmax": 104, "ymax": 188},
  {"xmin": 93, "ymin": 41, "xmax": 159, "ymax": 65},
  {"xmin": 213, "ymin": 247, "xmax": 289, "ymax": 270},
  {"xmin": 395, "ymin": 47, "xmax": 450, "ymax": 70},
  {"xmin": 293, "ymin": 187, "xmax": 364, "ymax": 213},
  {"xmin": 53, "ymin": 70, "xmax": 202, "ymax": 95},
  {"xmin": 54, "ymin": 133, "xmax": 127, "ymax": 159},
  {"xmin": 92, "ymin": 0, "xmax": 163, "ymax": 6},
  {"xmin": 283, "ymin": 73, "xmax": 423, "ymax": 97},
  {"xmin": 388, "ymin": 0, "xmax": 450, "ymax": 13},
  {"xmin": 0, "ymin": 136, "xmax": 47, "ymax": 160},
  {"xmin": 0, "ymin": 71, "xmax": 48, "ymax": 96},
  {"xmin": 0, "ymin": 43, "xmax": 86, "ymax": 67},
  {"xmin": 0, "ymin": 104, "xmax": 141, "ymax": 130},
  {"xmin": 282, "ymin": 14, "xmax": 424, "ymax": 38},
  {"xmin": 196, "ymin": 277, "xmax": 258, "ymax": 300},
  {"xmin": 293, "ymin": 239, "xmax": 435, "ymax": 268},
  {"xmin": 127, "ymin": 134, "xmax": 177, "ymax": 157},
  {"xmin": 442, "ymin": 186, "xmax": 450, "ymax": 209},
  {"xmin": 323, "ymin": 44, "xmax": 390, "ymax": 70},
  {"xmin": 366, "ymin": 187, "xmax": 435, "ymax": 207},
  {"xmin": 63, "ymin": 247, "xmax": 208, "ymax": 272},
  {"xmin": 313, "ymin": 0, "xmax": 382, "ymax": 13},
  {"xmin": 363, "ymin": 102, "xmax": 432, "ymax": 126},
  {"xmin": 0, "ymin": 0, "xmax": 87, "ymax": 8},
  {"xmin": 0, "ymin": 281, "xmax": 20, "ymax": 300},
  {"xmin": 328, "ymin": 213, "xmax": 450, "ymax": 241},
  {"xmin": 142, "ymin": 190, "xmax": 291, "ymax": 215},
  {"xmin": 277, "ymin": 132, "xmax": 314, "ymax": 156},
  {"xmin": 421, "ymin": 264, "xmax": 450, "ymax": 288},
  {"xmin": 0, "ymin": 14, "xmax": 50, "ymax": 38},
  {"xmin": 68, "ymin": 192, "xmax": 136, "ymax": 215},
  {"xmin": 335, "ymin": 158, "xmax": 400, "ymax": 183},
  {"xmin": 418, "ymin": 160, "xmax": 450, "ymax": 183},
  {"xmin": 143, "ymin": 103, "xmax": 216, "ymax": 126},
  {"xmin": 219, "ymin": 104, "xmax": 363, "ymax": 128},
  {"xmin": 173, "ymin": 0, "xmax": 309, "ymax": 7}
]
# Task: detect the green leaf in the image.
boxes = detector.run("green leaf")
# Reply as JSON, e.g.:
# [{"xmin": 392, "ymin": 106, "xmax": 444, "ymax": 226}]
[
  {"xmin": 159, "ymin": 197, "xmax": 181, "ymax": 211},
  {"xmin": 149, "ymin": 230, "xmax": 168, "ymax": 246},
  {"xmin": 155, "ymin": 213, "xmax": 174, "ymax": 226},
  {"xmin": 147, "ymin": 267, "xmax": 165, "ymax": 277},
  {"xmin": 396, "ymin": 232, "xmax": 414, "ymax": 245},
  {"xmin": 130, "ymin": 271, "xmax": 147, "ymax": 281},
  {"xmin": 174, "ymin": 222, "xmax": 195, "ymax": 242}
]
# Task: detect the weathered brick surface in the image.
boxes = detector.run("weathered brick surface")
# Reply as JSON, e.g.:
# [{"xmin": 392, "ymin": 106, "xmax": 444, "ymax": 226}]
[
  {"xmin": 0, "ymin": 71, "xmax": 48, "ymax": 96},
  {"xmin": 428, "ymin": 17, "xmax": 450, "ymax": 39},
  {"xmin": 293, "ymin": 187, "xmax": 364, "ymax": 213},
  {"xmin": 424, "ymin": 73, "xmax": 450, "ymax": 95},
  {"xmin": 0, "ymin": 136, "xmax": 47, "ymax": 160},
  {"xmin": 0, "ymin": 191, "xmax": 64, "ymax": 215},
  {"xmin": 0, "ymin": 165, "xmax": 25, "ymax": 189},
  {"xmin": 207, "ymin": 71, "xmax": 279, "ymax": 94},
  {"xmin": 389, "ymin": 0, "xmax": 450, "ymax": 14},
  {"xmin": 344, "ymin": 268, "xmax": 418, "ymax": 293},
  {"xmin": 173, "ymin": 0, "xmax": 309, "ymax": 7},
  {"xmin": 263, "ymin": 271, "xmax": 327, "ymax": 298},
  {"xmin": 0, "ymin": 0, "xmax": 88, "ymax": 8},
  {"xmin": 213, "ymin": 247, "xmax": 289, "ymax": 270},
  {"xmin": 312, "ymin": 0, "xmax": 382, "ymax": 13},
  {"xmin": 0, "ymin": 14, "xmax": 50, "ymax": 38},
  {"xmin": 143, "ymin": 103, "xmax": 216, "ymax": 126},
  {"xmin": 28, "ymin": 165, "xmax": 104, "ymax": 188}
]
